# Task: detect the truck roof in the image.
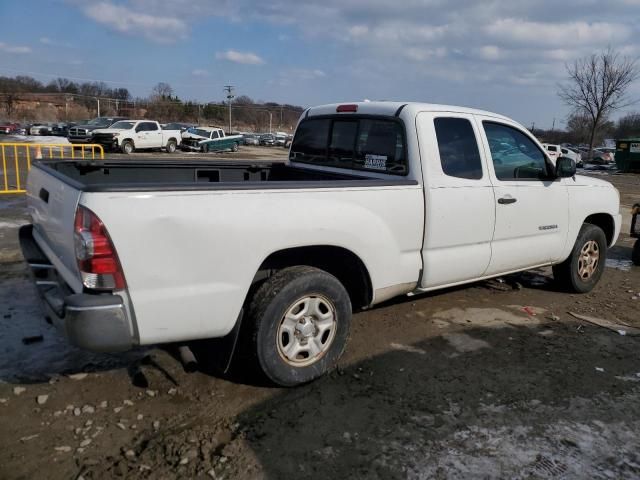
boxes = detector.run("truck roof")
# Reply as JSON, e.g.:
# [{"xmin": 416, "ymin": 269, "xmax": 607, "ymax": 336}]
[{"xmin": 306, "ymin": 101, "xmax": 512, "ymax": 122}]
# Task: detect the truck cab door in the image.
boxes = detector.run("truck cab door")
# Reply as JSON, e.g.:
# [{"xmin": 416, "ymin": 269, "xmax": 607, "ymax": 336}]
[
  {"xmin": 417, "ymin": 112, "xmax": 495, "ymax": 288},
  {"xmin": 134, "ymin": 123, "xmax": 148, "ymax": 147},
  {"xmin": 146, "ymin": 122, "xmax": 162, "ymax": 147},
  {"xmin": 478, "ymin": 119, "xmax": 569, "ymax": 275}
]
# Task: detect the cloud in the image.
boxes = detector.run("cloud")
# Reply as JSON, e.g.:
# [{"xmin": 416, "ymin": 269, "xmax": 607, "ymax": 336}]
[
  {"xmin": 0, "ymin": 42, "xmax": 31, "ymax": 54},
  {"xmin": 78, "ymin": 1, "xmax": 188, "ymax": 43},
  {"xmin": 485, "ymin": 18, "xmax": 632, "ymax": 47},
  {"xmin": 275, "ymin": 68, "xmax": 327, "ymax": 86},
  {"xmin": 40, "ymin": 37, "xmax": 53, "ymax": 45},
  {"xmin": 215, "ymin": 50, "xmax": 265, "ymax": 65},
  {"xmin": 191, "ymin": 69, "xmax": 209, "ymax": 77}
]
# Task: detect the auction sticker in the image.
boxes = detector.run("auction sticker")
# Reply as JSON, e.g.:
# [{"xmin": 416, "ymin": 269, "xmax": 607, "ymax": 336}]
[{"xmin": 364, "ymin": 154, "xmax": 387, "ymax": 171}]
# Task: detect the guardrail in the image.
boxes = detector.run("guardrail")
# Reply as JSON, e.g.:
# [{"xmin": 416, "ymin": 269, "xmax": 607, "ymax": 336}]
[{"xmin": 0, "ymin": 143, "xmax": 104, "ymax": 194}]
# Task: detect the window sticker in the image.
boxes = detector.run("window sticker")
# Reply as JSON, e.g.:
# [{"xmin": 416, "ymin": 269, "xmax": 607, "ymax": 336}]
[{"xmin": 364, "ymin": 154, "xmax": 387, "ymax": 170}]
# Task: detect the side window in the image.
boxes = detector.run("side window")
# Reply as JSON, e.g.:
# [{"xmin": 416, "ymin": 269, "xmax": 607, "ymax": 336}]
[
  {"xmin": 147, "ymin": 122, "xmax": 158, "ymax": 131},
  {"xmin": 547, "ymin": 145, "xmax": 557, "ymax": 152},
  {"xmin": 135, "ymin": 122, "xmax": 145, "ymax": 132},
  {"xmin": 290, "ymin": 119, "xmax": 331, "ymax": 163},
  {"xmin": 483, "ymin": 122, "xmax": 549, "ymax": 181},
  {"xmin": 434, "ymin": 117, "xmax": 483, "ymax": 179},
  {"xmin": 211, "ymin": 131, "xmax": 219, "ymax": 139}
]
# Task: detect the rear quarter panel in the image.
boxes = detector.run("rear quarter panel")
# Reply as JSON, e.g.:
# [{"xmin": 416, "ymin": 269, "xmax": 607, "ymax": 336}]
[{"xmin": 80, "ymin": 185, "xmax": 424, "ymax": 345}]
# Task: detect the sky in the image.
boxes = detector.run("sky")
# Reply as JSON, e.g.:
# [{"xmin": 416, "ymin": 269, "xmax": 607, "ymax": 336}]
[{"xmin": 1, "ymin": 0, "xmax": 640, "ymax": 129}]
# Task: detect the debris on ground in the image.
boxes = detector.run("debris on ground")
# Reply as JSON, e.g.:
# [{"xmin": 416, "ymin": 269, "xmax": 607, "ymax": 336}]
[{"xmin": 569, "ymin": 312, "xmax": 640, "ymax": 336}]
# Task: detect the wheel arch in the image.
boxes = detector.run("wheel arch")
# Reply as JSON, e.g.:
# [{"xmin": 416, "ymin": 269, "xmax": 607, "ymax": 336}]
[
  {"xmin": 583, "ymin": 213, "xmax": 615, "ymax": 247},
  {"xmin": 252, "ymin": 245, "xmax": 373, "ymax": 310}
]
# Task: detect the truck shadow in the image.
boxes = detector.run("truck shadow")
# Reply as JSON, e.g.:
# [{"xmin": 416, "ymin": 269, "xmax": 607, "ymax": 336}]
[{"xmin": 229, "ymin": 320, "xmax": 640, "ymax": 479}]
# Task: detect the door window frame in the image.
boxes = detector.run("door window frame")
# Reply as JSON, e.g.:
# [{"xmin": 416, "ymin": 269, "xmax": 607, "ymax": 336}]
[{"xmin": 480, "ymin": 120, "xmax": 556, "ymax": 183}]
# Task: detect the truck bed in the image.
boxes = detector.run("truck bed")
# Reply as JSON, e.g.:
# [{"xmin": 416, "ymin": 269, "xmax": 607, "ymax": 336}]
[{"xmin": 37, "ymin": 160, "xmax": 414, "ymax": 192}]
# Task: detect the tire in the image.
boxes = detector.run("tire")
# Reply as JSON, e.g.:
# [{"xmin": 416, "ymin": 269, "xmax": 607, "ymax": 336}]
[
  {"xmin": 231, "ymin": 142, "xmax": 239, "ymax": 152},
  {"xmin": 632, "ymin": 239, "xmax": 640, "ymax": 266},
  {"xmin": 553, "ymin": 223, "xmax": 607, "ymax": 293},
  {"xmin": 166, "ymin": 140, "xmax": 177, "ymax": 153},
  {"xmin": 245, "ymin": 266, "xmax": 352, "ymax": 386},
  {"xmin": 121, "ymin": 140, "xmax": 134, "ymax": 154},
  {"xmin": 201, "ymin": 144, "xmax": 208, "ymax": 153}
]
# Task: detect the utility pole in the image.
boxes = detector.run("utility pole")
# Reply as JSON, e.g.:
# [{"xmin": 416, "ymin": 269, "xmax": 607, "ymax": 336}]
[
  {"xmin": 551, "ymin": 118, "xmax": 556, "ymax": 131},
  {"xmin": 224, "ymin": 85, "xmax": 235, "ymax": 133}
]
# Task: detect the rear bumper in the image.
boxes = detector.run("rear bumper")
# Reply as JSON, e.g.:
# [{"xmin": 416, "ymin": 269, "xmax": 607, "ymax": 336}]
[{"xmin": 19, "ymin": 225, "xmax": 134, "ymax": 352}]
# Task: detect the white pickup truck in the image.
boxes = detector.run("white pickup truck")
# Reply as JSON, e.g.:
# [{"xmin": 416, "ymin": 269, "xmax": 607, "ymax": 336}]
[
  {"xmin": 91, "ymin": 120, "xmax": 182, "ymax": 154},
  {"xmin": 20, "ymin": 102, "xmax": 621, "ymax": 386}
]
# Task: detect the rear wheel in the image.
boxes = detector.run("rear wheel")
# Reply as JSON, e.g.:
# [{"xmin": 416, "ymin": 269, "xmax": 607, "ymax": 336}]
[
  {"xmin": 166, "ymin": 140, "xmax": 177, "ymax": 153},
  {"xmin": 121, "ymin": 140, "xmax": 134, "ymax": 154},
  {"xmin": 245, "ymin": 266, "xmax": 352, "ymax": 386},
  {"xmin": 231, "ymin": 142, "xmax": 239, "ymax": 152},
  {"xmin": 553, "ymin": 223, "xmax": 607, "ymax": 293}
]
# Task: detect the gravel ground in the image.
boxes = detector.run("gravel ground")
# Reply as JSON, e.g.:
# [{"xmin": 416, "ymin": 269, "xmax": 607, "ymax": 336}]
[{"xmin": 0, "ymin": 169, "xmax": 638, "ymax": 480}]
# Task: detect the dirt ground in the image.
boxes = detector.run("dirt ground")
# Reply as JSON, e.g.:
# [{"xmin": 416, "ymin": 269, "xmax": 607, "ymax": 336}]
[{"xmin": 0, "ymin": 168, "xmax": 639, "ymax": 480}]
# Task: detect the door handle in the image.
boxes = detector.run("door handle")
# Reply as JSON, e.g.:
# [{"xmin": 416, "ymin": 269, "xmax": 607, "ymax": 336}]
[{"xmin": 498, "ymin": 197, "xmax": 517, "ymax": 205}]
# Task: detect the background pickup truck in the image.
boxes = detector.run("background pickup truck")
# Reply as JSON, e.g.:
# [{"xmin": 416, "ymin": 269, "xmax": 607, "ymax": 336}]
[
  {"xmin": 68, "ymin": 117, "xmax": 127, "ymax": 143},
  {"xmin": 92, "ymin": 120, "xmax": 182, "ymax": 153},
  {"xmin": 180, "ymin": 126, "xmax": 242, "ymax": 152},
  {"xmin": 21, "ymin": 101, "xmax": 621, "ymax": 386}
]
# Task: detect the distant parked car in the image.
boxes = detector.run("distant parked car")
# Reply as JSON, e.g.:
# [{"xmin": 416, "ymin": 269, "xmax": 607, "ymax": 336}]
[
  {"xmin": 542, "ymin": 143, "xmax": 562, "ymax": 162},
  {"xmin": 259, "ymin": 133, "xmax": 275, "ymax": 146},
  {"xmin": 243, "ymin": 133, "xmax": 260, "ymax": 146},
  {"xmin": 0, "ymin": 121, "xmax": 20, "ymax": 134},
  {"xmin": 29, "ymin": 123, "xmax": 52, "ymax": 136},
  {"xmin": 274, "ymin": 133, "xmax": 287, "ymax": 147},
  {"xmin": 589, "ymin": 148, "xmax": 615, "ymax": 165},
  {"xmin": 560, "ymin": 147, "xmax": 582, "ymax": 167},
  {"xmin": 51, "ymin": 122, "xmax": 76, "ymax": 137}
]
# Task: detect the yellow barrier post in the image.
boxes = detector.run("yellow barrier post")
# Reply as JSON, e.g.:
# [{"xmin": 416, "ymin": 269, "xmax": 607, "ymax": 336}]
[
  {"xmin": 0, "ymin": 143, "xmax": 104, "ymax": 194},
  {"xmin": 1, "ymin": 145, "xmax": 8, "ymax": 192}
]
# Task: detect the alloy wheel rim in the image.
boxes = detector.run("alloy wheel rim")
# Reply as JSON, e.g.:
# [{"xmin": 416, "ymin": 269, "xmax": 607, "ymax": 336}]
[
  {"xmin": 578, "ymin": 240, "xmax": 599, "ymax": 280},
  {"xmin": 276, "ymin": 294, "xmax": 337, "ymax": 367}
]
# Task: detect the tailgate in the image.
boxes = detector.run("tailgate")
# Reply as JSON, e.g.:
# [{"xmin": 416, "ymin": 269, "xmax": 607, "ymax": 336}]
[{"xmin": 26, "ymin": 165, "xmax": 83, "ymax": 292}]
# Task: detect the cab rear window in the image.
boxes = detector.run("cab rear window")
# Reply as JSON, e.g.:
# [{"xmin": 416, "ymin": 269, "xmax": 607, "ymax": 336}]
[{"xmin": 290, "ymin": 117, "xmax": 408, "ymax": 175}]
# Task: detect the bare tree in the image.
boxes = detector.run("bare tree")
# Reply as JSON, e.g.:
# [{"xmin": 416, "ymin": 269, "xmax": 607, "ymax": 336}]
[
  {"xmin": 559, "ymin": 48, "xmax": 638, "ymax": 154},
  {"xmin": 151, "ymin": 82, "xmax": 174, "ymax": 100}
]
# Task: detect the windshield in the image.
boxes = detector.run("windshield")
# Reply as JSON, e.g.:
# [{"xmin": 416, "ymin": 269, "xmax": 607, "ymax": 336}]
[
  {"xmin": 108, "ymin": 121, "xmax": 135, "ymax": 130},
  {"xmin": 87, "ymin": 117, "xmax": 115, "ymax": 127},
  {"xmin": 191, "ymin": 129, "xmax": 211, "ymax": 138}
]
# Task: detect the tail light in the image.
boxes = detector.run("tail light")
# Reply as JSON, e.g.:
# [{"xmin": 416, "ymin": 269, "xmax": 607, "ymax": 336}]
[{"xmin": 74, "ymin": 206, "xmax": 126, "ymax": 291}]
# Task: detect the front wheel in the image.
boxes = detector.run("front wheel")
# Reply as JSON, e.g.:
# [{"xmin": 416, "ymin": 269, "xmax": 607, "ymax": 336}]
[
  {"xmin": 245, "ymin": 266, "xmax": 352, "ymax": 386},
  {"xmin": 121, "ymin": 140, "xmax": 134, "ymax": 154},
  {"xmin": 553, "ymin": 223, "xmax": 607, "ymax": 293},
  {"xmin": 201, "ymin": 144, "xmax": 208, "ymax": 153}
]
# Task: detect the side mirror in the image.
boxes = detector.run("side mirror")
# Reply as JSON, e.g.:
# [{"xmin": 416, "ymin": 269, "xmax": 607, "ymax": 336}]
[{"xmin": 555, "ymin": 157, "xmax": 576, "ymax": 178}]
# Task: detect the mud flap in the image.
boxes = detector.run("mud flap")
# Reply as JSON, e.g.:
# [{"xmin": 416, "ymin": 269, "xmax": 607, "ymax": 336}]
[{"xmin": 200, "ymin": 309, "xmax": 244, "ymax": 374}]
